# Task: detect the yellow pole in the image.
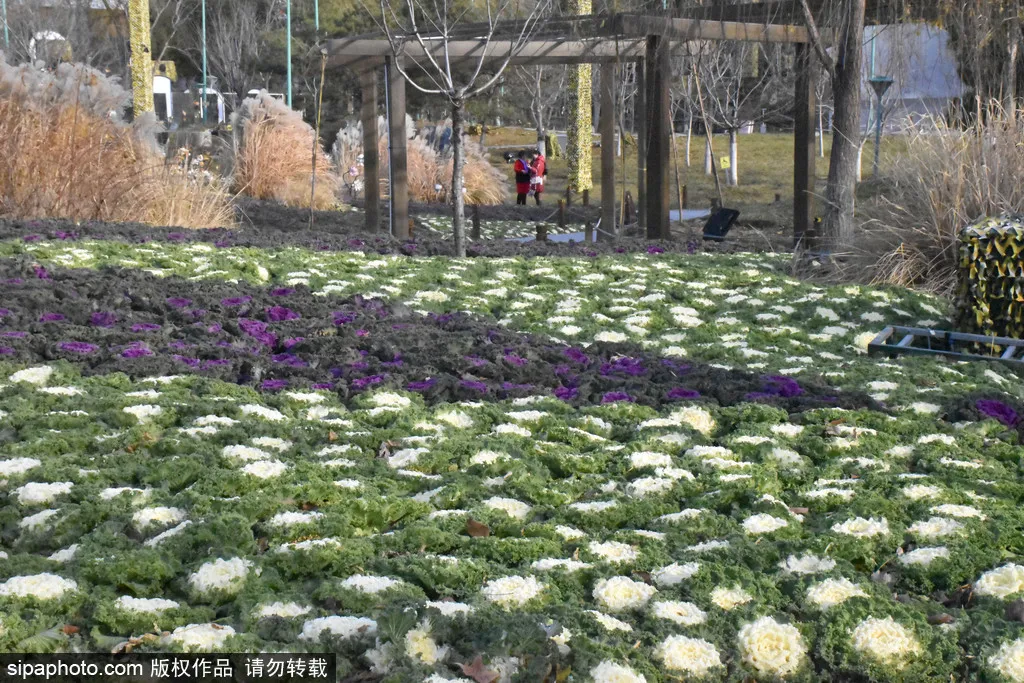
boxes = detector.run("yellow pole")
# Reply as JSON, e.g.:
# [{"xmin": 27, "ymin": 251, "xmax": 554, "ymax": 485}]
[{"xmin": 128, "ymin": 0, "xmax": 153, "ymax": 117}]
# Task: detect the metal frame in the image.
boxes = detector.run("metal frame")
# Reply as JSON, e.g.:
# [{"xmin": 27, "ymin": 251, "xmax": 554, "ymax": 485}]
[{"xmin": 868, "ymin": 325, "xmax": 1024, "ymax": 366}]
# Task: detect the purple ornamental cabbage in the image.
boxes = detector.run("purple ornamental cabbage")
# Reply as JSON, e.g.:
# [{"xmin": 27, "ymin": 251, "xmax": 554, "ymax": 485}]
[
  {"xmin": 460, "ymin": 380, "xmax": 488, "ymax": 393},
  {"xmin": 131, "ymin": 323, "xmax": 162, "ymax": 332},
  {"xmin": 121, "ymin": 342, "xmax": 153, "ymax": 358},
  {"xmin": 90, "ymin": 312, "xmax": 117, "ymax": 328},
  {"xmin": 0, "ymin": 347, "xmax": 14, "ymax": 355},
  {"xmin": 1, "ymin": 331, "xmax": 27, "ymax": 338},
  {"xmin": 666, "ymin": 387, "xmax": 701, "ymax": 400},
  {"xmin": 221, "ymin": 296, "xmax": 252, "ymax": 307},
  {"xmin": 407, "ymin": 379, "xmax": 436, "ymax": 391},
  {"xmin": 503, "ymin": 353, "xmax": 528, "ymax": 367},
  {"xmin": 270, "ymin": 288, "xmax": 296, "ymax": 296},
  {"xmin": 601, "ymin": 391, "xmax": 633, "ymax": 403},
  {"xmin": 976, "ymin": 399, "xmax": 1021, "ymax": 427},
  {"xmin": 166, "ymin": 297, "xmax": 192, "ymax": 308},
  {"xmin": 59, "ymin": 341, "xmax": 98, "ymax": 354},
  {"xmin": 267, "ymin": 306, "xmax": 300, "ymax": 322},
  {"xmin": 39, "ymin": 313, "xmax": 65, "ymax": 322},
  {"xmin": 352, "ymin": 375, "xmax": 385, "ymax": 389},
  {"xmin": 554, "ymin": 386, "xmax": 578, "ymax": 401},
  {"xmin": 262, "ymin": 379, "xmax": 288, "ymax": 390}
]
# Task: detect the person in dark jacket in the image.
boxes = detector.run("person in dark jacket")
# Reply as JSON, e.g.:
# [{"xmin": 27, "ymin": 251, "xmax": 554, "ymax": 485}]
[{"xmin": 514, "ymin": 150, "xmax": 531, "ymax": 205}]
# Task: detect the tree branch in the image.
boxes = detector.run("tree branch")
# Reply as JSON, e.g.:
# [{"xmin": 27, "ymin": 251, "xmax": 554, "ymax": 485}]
[{"xmin": 799, "ymin": 0, "xmax": 835, "ymax": 78}]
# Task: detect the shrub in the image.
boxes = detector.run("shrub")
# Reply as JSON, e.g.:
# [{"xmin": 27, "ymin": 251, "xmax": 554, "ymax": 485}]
[
  {"xmin": 0, "ymin": 54, "xmax": 233, "ymax": 229},
  {"xmin": 867, "ymin": 107, "xmax": 1024, "ymax": 294},
  {"xmin": 231, "ymin": 92, "xmax": 338, "ymax": 210}
]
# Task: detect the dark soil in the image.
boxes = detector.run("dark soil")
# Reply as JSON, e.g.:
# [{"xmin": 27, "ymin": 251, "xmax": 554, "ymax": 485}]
[
  {"xmin": 0, "ymin": 257, "xmax": 876, "ymax": 413},
  {"xmin": 0, "ymin": 200, "xmax": 774, "ymax": 258}
]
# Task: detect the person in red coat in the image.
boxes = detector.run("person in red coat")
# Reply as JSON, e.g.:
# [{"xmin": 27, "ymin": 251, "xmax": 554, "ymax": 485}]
[
  {"xmin": 529, "ymin": 150, "xmax": 547, "ymax": 205},
  {"xmin": 514, "ymin": 150, "xmax": 531, "ymax": 205}
]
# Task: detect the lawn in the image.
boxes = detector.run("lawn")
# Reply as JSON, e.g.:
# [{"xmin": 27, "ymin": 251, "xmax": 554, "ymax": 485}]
[
  {"xmin": 0, "ymin": 224, "xmax": 1023, "ymax": 682},
  {"xmin": 485, "ymin": 128, "xmax": 906, "ymax": 234}
]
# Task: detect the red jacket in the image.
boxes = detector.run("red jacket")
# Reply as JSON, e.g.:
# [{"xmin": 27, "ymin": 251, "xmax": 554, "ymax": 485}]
[
  {"xmin": 530, "ymin": 155, "xmax": 546, "ymax": 190},
  {"xmin": 514, "ymin": 159, "xmax": 531, "ymax": 194}
]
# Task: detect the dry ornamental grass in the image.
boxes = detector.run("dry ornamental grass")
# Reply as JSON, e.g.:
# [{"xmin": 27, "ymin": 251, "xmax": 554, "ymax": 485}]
[
  {"xmin": 0, "ymin": 55, "xmax": 234, "ymax": 229},
  {"xmin": 231, "ymin": 93, "xmax": 338, "ymax": 210}
]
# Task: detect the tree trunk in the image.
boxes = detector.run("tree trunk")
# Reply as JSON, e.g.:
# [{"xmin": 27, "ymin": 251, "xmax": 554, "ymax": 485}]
[
  {"xmin": 727, "ymin": 128, "xmax": 738, "ymax": 186},
  {"xmin": 1006, "ymin": 21, "xmax": 1019, "ymax": 120},
  {"xmin": 451, "ymin": 97, "xmax": 467, "ymax": 257},
  {"xmin": 856, "ymin": 140, "xmax": 865, "ymax": 183},
  {"xmin": 821, "ymin": 0, "xmax": 867, "ymax": 252},
  {"xmin": 704, "ymin": 136, "xmax": 712, "ymax": 175},
  {"xmin": 818, "ymin": 105, "xmax": 825, "ymax": 157},
  {"xmin": 685, "ymin": 113, "xmax": 692, "ymax": 168},
  {"xmin": 128, "ymin": 0, "xmax": 154, "ymax": 117}
]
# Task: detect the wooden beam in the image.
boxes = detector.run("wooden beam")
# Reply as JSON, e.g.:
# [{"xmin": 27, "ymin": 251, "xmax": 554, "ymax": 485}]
[
  {"xmin": 386, "ymin": 58, "xmax": 409, "ymax": 239},
  {"xmin": 677, "ymin": 0, "xmax": 940, "ymax": 25},
  {"xmin": 359, "ymin": 69, "xmax": 380, "ymax": 233},
  {"xmin": 645, "ymin": 35, "xmax": 670, "ymax": 240},
  {"xmin": 328, "ymin": 39, "xmax": 647, "ymax": 68},
  {"xmin": 616, "ymin": 14, "xmax": 809, "ymax": 43},
  {"xmin": 599, "ymin": 62, "xmax": 616, "ymax": 241},
  {"xmin": 793, "ymin": 42, "xmax": 816, "ymax": 248},
  {"xmin": 635, "ymin": 61, "xmax": 647, "ymax": 230}
]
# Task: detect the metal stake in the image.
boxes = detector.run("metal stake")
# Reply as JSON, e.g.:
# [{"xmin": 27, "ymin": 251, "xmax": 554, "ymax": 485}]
[{"xmin": 286, "ymin": 0, "xmax": 292, "ymax": 107}]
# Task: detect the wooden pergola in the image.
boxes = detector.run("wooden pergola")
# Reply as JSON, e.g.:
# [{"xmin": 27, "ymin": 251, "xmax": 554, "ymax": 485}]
[{"xmin": 327, "ymin": 7, "xmax": 823, "ymax": 243}]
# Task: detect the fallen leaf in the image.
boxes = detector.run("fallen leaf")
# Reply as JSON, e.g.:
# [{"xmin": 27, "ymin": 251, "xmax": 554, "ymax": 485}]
[
  {"xmin": 789, "ymin": 507, "xmax": 809, "ymax": 515},
  {"xmin": 460, "ymin": 655, "xmax": 499, "ymax": 683},
  {"xmin": 466, "ymin": 518, "xmax": 491, "ymax": 538},
  {"xmin": 61, "ymin": 625, "xmax": 80, "ymax": 635},
  {"xmin": 634, "ymin": 571, "xmax": 653, "ymax": 585},
  {"xmin": 328, "ymin": 431, "xmax": 339, "ymax": 442},
  {"xmin": 928, "ymin": 613, "xmax": 955, "ymax": 625}
]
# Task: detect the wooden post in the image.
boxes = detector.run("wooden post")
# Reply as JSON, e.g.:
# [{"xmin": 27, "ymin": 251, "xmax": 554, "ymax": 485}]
[
  {"xmin": 537, "ymin": 222, "xmax": 547, "ymax": 241},
  {"xmin": 682, "ymin": 185, "xmax": 688, "ymax": 210},
  {"xmin": 636, "ymin": 61, "xmax": 647, "ymax": 230},
  {"xmin": 558, "ymin": 199, "xmax": 566, "ymax": 228},
  {"xmin": 585, "ymin": 221, "xmax": 594, "ymax": 242},
  {"xmin": 794, "ymin": 42, "xmax": 816, "ymax": 249},
  {"xmin": 645, "ymin": 36, "xmax": 671, "ymax": 240},
  {"xmin": 359, "ymin": 69, "xmax": 380, "ymax": 233},
  {"xmin": 387, "ymin": 57, "xmax": 409, "ymax": 239},
  {"xmin": 599, "ymin": 62, "xmax": 616, "ymax": 241},
  {"xmin": 565, "ymin": 187, "xmax": 572, "ymax": 206},
  {"xmin": 471, "ymin": 205, "xmax": 481, "ymax": 240},
  {"xmin": 582, "ymin": 189, "xmax": 590, "ymax": 206}
]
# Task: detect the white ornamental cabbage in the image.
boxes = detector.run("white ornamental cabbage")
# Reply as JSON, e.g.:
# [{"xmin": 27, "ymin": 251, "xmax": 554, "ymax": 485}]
[
  {"xmin": 743, "ymin": 514, "xmax": 790, "ymax": 535},
  {"xmin": 133, "ymin": 507, "xmax": 187, "ymax": 531},
  {"xmin": 480, "ymin": 576, "xmax": 545, "ymax": 608},
  {"xmin": 483, "ymin": 497, "xmax": 531, "ymax": 520},
  {"xmin": 188, "ymin": 558, "xmax": 254, "ymax": 595},
  {"xmin": 711, "ymin": 586, "xmax": 754, "ymax": 610},
  {"xmin": 976, "ymin": 564, "xmax": 1024, "ymax": 600},
  {"xmin": 593, "ymin": 576, "xmax": 657, "ymax": 612},
  {"xmin": 342, "ymin": 575, "xmax": 403, "ymax": 594},
  {"xmin": 989, "ymin": 638, "xmax": 1024, "ymax": 683},
  {"xmin": 10, "ymin": 366, "xmax": 54, "ymax": 385},
  {"xmin": 300, "ymin": 616, "xmax": 378, "ymax": 642},
  {"xmin": 590, "ymin": 661, "xmax": 646, "ymax": 683},
  {"xmin": 652, "ymin": 600, "xmax": 707, "ymax": 625},
  {"xmin": 738, "ymin": 616, "xmax": 807, "ymax": 677},
  {"xmin": 0, "ymin": 458, "xmax": 41, "ymax": 476},
  {"xmin": 0, "ymin": 573, "xmax": 77, "ymax": 600},
  {"xmin": 15, "ymin": 481, "xmax": 73, "ymax": 505},
  {"xmin": 652, "ymin": 562, "xmax": 700, "ymax": 587},
  {"xmin": 656, "ymin": 635, "xmax": 724, "ymax": 676},
  {"xmin": 806, "ymin": 578, "xmax": 868, "ymax": 610},
  {"xmin": 166, "ymin": 624, "xmax": 236, "ymax": 651},
  {"xmin": 851, "ymin": 617, "xmax": 921, "ymax": 667},
  {"xmin": 832, "ymin": 517, "xmax": 889, "ymax": 538},
  {"xmin": 116, "ymin": 596, "xmax": 180, "ymax": 614}
]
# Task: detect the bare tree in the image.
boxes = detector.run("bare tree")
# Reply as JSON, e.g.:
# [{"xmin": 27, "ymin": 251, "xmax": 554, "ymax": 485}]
[
  {"xmin": 203, "ymin": 0, "xmax": 279, "ymax": 98},
  {"xmin": 373, "ymin": 0, "xmax": 551, "ymax": 256},
  {"xmin": 800, "ymin": 0, "xmax": 866, "ymax": 252},
  {"xmin": 514, "ymin": 64, "xmax": 566, "ymax": 155}
]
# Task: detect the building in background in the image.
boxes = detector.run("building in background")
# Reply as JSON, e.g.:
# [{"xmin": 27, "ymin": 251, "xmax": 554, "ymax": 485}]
[{"xmin": 862, "ymin": 23, "xmax": 966, "ymax": 132}]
